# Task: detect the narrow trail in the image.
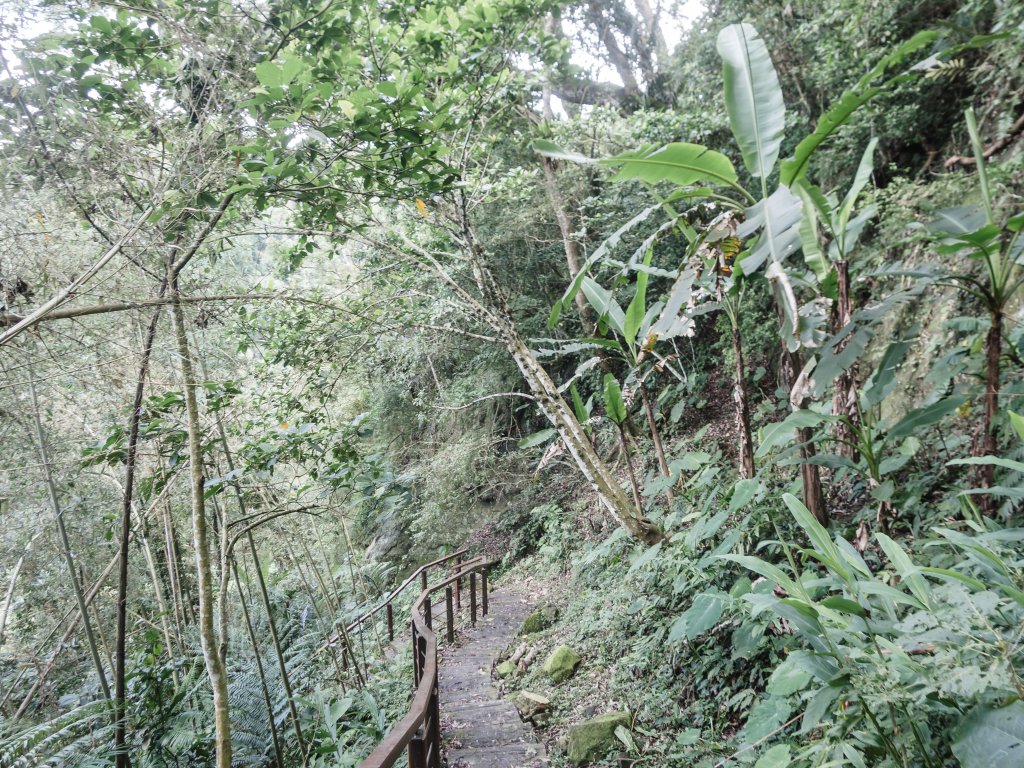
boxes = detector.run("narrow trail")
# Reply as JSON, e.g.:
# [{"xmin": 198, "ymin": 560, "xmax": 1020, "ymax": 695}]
[{"xmin": 439, "ymin": 585, "xmax": 547, "ymax": 768}]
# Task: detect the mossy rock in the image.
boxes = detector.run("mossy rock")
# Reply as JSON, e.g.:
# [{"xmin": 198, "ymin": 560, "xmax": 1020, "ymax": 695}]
[
  {"xmin": 565, "ymin": 711, "xmax": 630, "ymax": 765},
  {"xmin": 542, "ymin": 645, "xmax": 581, "ymax": 683},
  {"xmin": 521, "ymin": 604, "xmax": 559, "ymax": 635},
  {"xmin": 496, "ymin": 660, "xmax": 516, "ymax": 678},
  {"xmin": 514, "ymin": 690, "xmax": 550, "ymax": 721}
]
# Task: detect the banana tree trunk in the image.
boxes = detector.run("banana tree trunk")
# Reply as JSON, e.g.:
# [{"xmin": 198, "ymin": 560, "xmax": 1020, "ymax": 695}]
[
  {"xmin": 640, "ymin": 383, "xmax": 675, "ymax": 504},
  {"xmin": 731, "ymin": 321, "xmax": 755, "ymax": 479},
  {"xmin": 977, "ymin": 307, "xmax": 1002, "ymax": 514},
  {"xmin": 831, "ymin": 261, "xmax": 860, "ymax": 461},
  {"xmin": 780, "ymin": 343, "xmax": 828, "ymax": 526}
]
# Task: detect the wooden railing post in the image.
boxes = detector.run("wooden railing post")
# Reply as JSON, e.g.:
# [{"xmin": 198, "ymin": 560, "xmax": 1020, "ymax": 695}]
[
  {"xmin": 454, "ymin": 553, "xmax": 462, "ymax": 611},
  {"xmin": 469, "ymin": 573, "xmax": 477, "ymax": 627},
  {"xmin": 418, "ymin": 635, "xmax": 428, "ymax": 683},
  {"xmin": 423, "ymin": 595, "xmax": 432, "ymax": 631},
  {"xmin": 408, "ymin": 733, "xmax": 426, "ymax": 768},
  {"xmin": 428, "ymin": 683, "xmax": 442, "ymax": 768},
  {"xmin": 421, "ymin": 569, "xmax": 428, "ymax": 593},
  {"xmin": 481, "ymin": 568, "xmax": 488, "ymax": 616},
  {"xmin": 445, "ymin": 587, "xmax": 454, "ymax": 643},
  {"xmin": 386, "ymin": 603, "xmax": 394, "ymax": 642},
  {"xmin": 411, "ymin": 625, "xmax": 419, "ymax": 685}
]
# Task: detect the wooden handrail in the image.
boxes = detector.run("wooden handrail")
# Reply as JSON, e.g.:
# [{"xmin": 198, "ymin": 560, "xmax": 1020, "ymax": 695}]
[
  {"xmin": 319, "ymin": 547, "xmax": 468, "ymax": 654},
  {"xmin": 358, "ymin": 556, "xmax": 496, "ymax": 768}
]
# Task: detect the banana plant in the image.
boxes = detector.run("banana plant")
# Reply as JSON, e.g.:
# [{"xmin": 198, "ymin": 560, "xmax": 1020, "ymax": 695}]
[
  {"xmin": 819, "ymin": 340, "xmax": 967, "ymax": 533},
  {"xmin": 928, "ymin": 108, "xmax": 1024, "ymax": 512},
  {"xmin": 794, "ymin": 138, "xmax": 880, "ymax": 459},
  {"xmin": 537, "ymin": 23, "xmax": 989, "ymax": 524}
]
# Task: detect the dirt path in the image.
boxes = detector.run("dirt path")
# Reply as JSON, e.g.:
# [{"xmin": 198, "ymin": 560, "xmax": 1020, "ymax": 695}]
[{"xmin": 439, "ymin": 584, "xmax": 547, "ymax": 767}]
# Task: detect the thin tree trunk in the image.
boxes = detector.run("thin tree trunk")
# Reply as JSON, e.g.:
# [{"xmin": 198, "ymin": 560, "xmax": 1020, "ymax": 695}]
[
  {"xmin": 616, "ymin": 423, "xmax": 645, "ymax": 514},
  {"xmin": 210, "ymin": 492, "xmax": 230, "ymax": 668},
  {"xmin": 831, "ymin": 261, "xmax": 860, "ymax": 461},
  {"xmin": 540, "ymin": 155, "xmax": 595, "ymax": 328},
  {"xmin": 780, "ymin": 345, "xmax": 828, "ymax": 526},
  {"xmin": 170, "ymin": 287, "xmax": 231, "ymax": 768},
  {"xmin": 0, "ymin": 531, "xmax": 42, "ymax": 647},
  {"xmin": 247, "ymin": 531, "xmax": 308, "ymax": 748},
  {"xmin": 977, "ymin": 308, "xmax": 1002, "ymax": 514},
  {"xmin": 114, "ymin": 304, "xmax": 161, "ymax": 768},
  {"xmin": 85, "ymin": 565, "xmax": 115, "ymax": 674},
  {"xmin": 136, "ymin": 514, "xmax": 180, "ymax": 680},
  {"xmin": 28, "ymin": 377, "xmax": 112, "ymax": 701},
  {"xmin": 313, "ymin": 524, "xmax": 342, "ymax": 609},
  {"xmin": 290, "ymin": 545, "xmax": 355, "ymax": 685},
  {"xmin": 231, "ymin": 558, "xmax": 284, "ymax": 768},
  {"xmin": 730, "ymin": 321, "xmax": 756, "ymax": 479},
  {"xmin": 300, "ymin": 537, "xmax": 339, "ymax": 623},
  {"xmin": 639, "ymin": 384, "xmax": 674, "ymax": 504},
  {"xmin": 212, "ymin": 413, "xmax": 307, "ymax": 755},
  {"xmin": 161, "ymin": 498, "xmax": 188, "ymax": 647}
]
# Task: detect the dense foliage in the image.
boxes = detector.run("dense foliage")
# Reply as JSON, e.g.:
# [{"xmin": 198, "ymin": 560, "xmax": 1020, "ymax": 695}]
[{"xmin": 1, "ymin": 0, "xmax": 1022, "ymax": 766}]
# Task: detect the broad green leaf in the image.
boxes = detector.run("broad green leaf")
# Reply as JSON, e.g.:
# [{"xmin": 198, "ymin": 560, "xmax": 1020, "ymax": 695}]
[
  {"xmin": 738, "ymin": 187, "xmax": 804, "ymax": 349},
  {"xmin": 603, "ymin": 374, "xmax": 628, "ymax": 424},
  {"xmin": 602, "ymin": 143, "xmax": 739, "ymax": 189},
  {"xmin": 754, "ymin": 745, "xmax": 791, "ymax": 768},
  {"xmin": 876, "ymin": 533, "xmax": 931, "ymax": 609},
  {"xmin": 888, "ymin": 396, "xmax": 967, "ymax": 440},
  {"xmin": 532, "ymin": 139, "xmax": 593, "ymax": 164},
  {"xmin": 836, "ymin": 137, "xmax": 879, "ymax": 251},
  {"xmin": 744, "ymin": 696, "xmax": 792, "ymax": 744},
  {"xmin": 947, "ymin": 455, "xmax": 1024, "ymax": 474},
  {"xmin": 780, "ymin": 31, "xmax": 938, "ymax": 185},
  {"xmin": 728, "ymin": 478, "xmax": 762, "ymax": 513},
  {"xmin": 767, "ymin": 655, "xmax": 811, "ymax": 695},
  {"xmin": 783, "ymin": 493, "xmax": 849, "ymax": 581},
  {"xmin": 800, "ymin": 686, "xmax": 840, "ymax": 733},
  {"xmin": 1009, "ymin": 410, "xmax": 1024, "ymax": 441},
  {"xmin": 570, "ymin": 384, "xmax": 589, "ymax": 425},
  {"xmin": 917, "ymin": 566, "xmax": 986, "ymax": 591},
  {"xmin": 625, "ymin": 249, "xmax": 653, "ymax": 346},
  {"xmin": 861, "ymin": 339, "xmax": 911, "ymax": 407},
  {"xmin": 952, "ymin": 701, "xmax": 1024, "ymax": 768},
  {"xmin": 820, "ymin": 595, "xmax": 867, "ymax": 617},
  {"xmin": 255, "ymin": 61, "xmax": 286, "ymax": 87},
  {"xmin": 716, "ymin": 23, "xmax": 786, "ymax": 180},
  {"xmin": 649, "ymin": 268, "xmax": 697, "ymax": 339},
  {"xmin": 518, "ymin": 428, "xmax": 556, "ymax": 449},
  {"xmin": 926, "ymin": 206, "xmax": 988, "ymax": 236},
  {"xmin": 670, "ymin": 591, "xmax": 728, "ymax": 641},
  {"xmin": 857, "ymin": 581, "xmax": 925, "ymax": 609},
  {"xmin": 755, "ymin": 410, "xmax": 827, "ymax": 459},
  {"xmin": 720, "ymin": 554, "xmax": 801, "ymax": 598},
  {"xmin": 580, "ymin": 277, "xmax": 626, "ymax": 336},
  {"xmin": 738, "ymin": 186, "xmax": 804, "ymax": 274},
  {"xmin": 794, "ymin": 182, "xmax": 829, "ymax": 281},
  {"xmin": 628, "ymin": 541, "xmax": 662, "ymax": 574}
]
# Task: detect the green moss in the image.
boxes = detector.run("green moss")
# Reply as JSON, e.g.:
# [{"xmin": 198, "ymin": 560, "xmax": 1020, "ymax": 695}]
[
  {"xmin": 565, "ymin": 711, "xmax": 630, "ymax": 765},
  {"xmin": 542, "ymin": 645, "xmax": 581, "ymax": 683}
]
